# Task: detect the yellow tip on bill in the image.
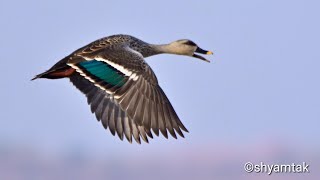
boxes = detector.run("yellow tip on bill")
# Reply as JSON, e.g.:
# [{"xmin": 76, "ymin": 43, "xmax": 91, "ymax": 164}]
[{"xmin": 207, "ymin": 51, "xmax": 213, "ymax": 55}]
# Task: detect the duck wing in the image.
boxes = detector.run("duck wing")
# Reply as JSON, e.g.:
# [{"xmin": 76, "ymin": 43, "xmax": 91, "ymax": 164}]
[{"xmin": 68, "ymin": 46, "xmax": 188, "ymax": 143}]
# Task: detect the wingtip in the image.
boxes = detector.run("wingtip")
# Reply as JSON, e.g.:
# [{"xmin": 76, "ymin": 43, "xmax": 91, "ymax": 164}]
[
  {"xmin": 136, "ymin": 139, "xmax": 141, "ymax": 144},
  {"xmin": 169, "ymin": 131, "xmax": 177, "ymax": 139},
  {"xmin": 143, "ymin": 138, "xmax": 149, "ymax": 144},
  {"xmin": 180, "ymin": 133, "xmax": 185, "ymax": 138},
  {"xmin": 180, "ymin": 125, "xmax": 189, "ymax": 133},
  {"xmin": 160, "ymin": 129, "xmax": 169, "ymax": 139}
]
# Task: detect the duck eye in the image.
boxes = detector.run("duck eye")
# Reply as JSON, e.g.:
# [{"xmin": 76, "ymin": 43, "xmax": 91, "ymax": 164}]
[{"xmin": 184, "ymin": 41, "xmax": 197, "ymax": 46}]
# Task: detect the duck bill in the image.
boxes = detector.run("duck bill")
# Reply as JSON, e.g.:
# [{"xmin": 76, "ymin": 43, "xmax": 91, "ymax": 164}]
[
  {"xmin": 195, "ymin": 47, "xmax": 213, "ymax": 55},
  {"xmin": 192, "ymin": 54, "xmax": 210, "ymax": 62},
  {"xmin": 193, "ymin": 47, "xmax": 213, "ymax": 62}
]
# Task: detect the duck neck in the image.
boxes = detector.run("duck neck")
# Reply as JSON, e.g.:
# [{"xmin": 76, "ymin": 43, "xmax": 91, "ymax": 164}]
[
  {"xmin": 149, "ymin": 44, "xmax": 179, "ymax": 56},
  {"xmin": 135, "ymin": 43, "xmax": 180, "ymax": 58}
]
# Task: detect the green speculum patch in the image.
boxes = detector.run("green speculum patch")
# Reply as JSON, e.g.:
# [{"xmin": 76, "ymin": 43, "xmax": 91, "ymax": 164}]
[{"xmin": 79, "ymin": 60, "xmax": 126, "ymax": 87}]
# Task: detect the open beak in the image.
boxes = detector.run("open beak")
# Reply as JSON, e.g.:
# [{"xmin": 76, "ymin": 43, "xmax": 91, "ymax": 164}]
[{"xmin": 192, "ymin": 47, "xmax": 213, "ymax": 63}]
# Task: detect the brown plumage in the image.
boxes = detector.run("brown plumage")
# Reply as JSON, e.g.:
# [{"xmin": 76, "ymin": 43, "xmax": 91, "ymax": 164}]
[{"xmin": 33, "ymin": 34, "xmax": 212, "ymax": 143}]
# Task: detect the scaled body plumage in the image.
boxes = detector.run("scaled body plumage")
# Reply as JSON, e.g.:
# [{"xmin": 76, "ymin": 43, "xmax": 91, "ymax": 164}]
[{"xmin": 33, "ymin": 34, "xmax": 212, "ymax": 143}]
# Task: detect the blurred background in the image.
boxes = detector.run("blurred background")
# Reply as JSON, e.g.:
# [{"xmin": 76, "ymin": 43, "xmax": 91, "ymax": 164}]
[{"xmin": 0, "ymin": 0, "xmax": 319, "ymax": 179}]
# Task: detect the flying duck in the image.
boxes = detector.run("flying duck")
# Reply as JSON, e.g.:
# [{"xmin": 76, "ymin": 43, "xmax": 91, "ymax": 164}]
[{"xmin": 32, "ymin": 34, "xmax": 212, "ymax": 144}]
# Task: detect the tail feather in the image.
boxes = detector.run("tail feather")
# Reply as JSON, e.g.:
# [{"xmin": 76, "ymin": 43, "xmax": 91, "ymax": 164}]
[
  {"xmin": 31, "ymin": 73, "xmax": 45, "ymax": 81},
  {"xmin": 32, "ymin": 66, "xmax": 75, "ymax": 80},
  {"xmin": 32, "ymin": 54, "xmax": 74, "ymax": 81}
]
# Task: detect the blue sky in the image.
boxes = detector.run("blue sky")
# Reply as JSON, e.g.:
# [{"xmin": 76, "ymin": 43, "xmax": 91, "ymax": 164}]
[{"xmin": 0, "ymin": 0, "xmax": 319, "ymax": 179}]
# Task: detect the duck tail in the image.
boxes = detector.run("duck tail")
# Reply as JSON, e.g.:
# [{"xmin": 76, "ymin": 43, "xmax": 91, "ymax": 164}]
[{"xmin": 31, "ymin": 66, "xmax": 75, "ymax": 80}]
